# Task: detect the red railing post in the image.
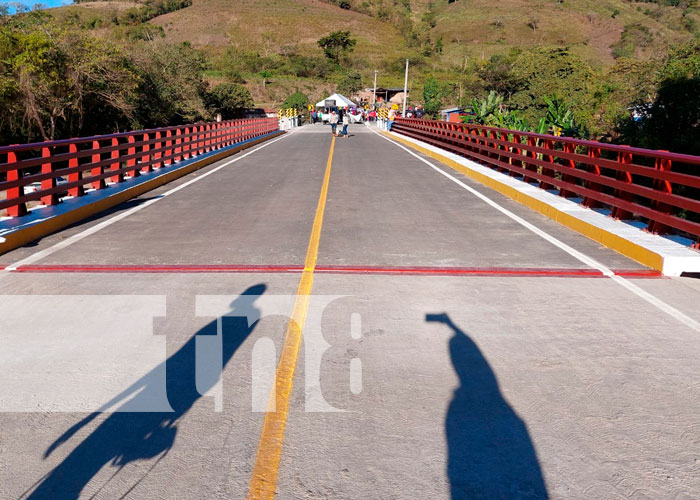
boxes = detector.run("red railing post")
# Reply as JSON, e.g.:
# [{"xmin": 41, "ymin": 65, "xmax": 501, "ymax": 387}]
[
  {"xmin": 154, "ymin": 131, "xmax": 162, "ymax": 169},
  {"xmin": 538, "ymin": 139, "xmax": 556, "ymax": 190},
  {"xmin": 6, "ymin": 151, "xmax": 27, "ymax": 217},
  {"xmin": 91, "ymin": 140, "xmax": 106, "ymax": 190},
  {"xmin": 559, "ymin": 142, "xmax": 578, "ymax": 198},
  {"xmin": 610, "ymin": 146, "xmax": 634, "ymax": 220},
  {"xmin": 647, "ymin": 153, "xmax": 674, "ymax": 234},
  {"xmin": 190, "ymin": 125, "xmax": 197, "ymax": 156},
  {"xmin": 68, "ymin": 143, "xmax": 84, "ymax": 197},
  {"xmin": 175, "ymin": 128, "xmax": 183, "ymax": 162},
  {"xmin": 165, "ymin": 129, "xmax": 173, "ymax": 165},
  {"xmin": 186, "ymin": 126, "xmax": 192, "ymax": 157},
  {"xmin": 582, "ymin": 146, "xmax": 603, "ymax": 208},
  {"xmin": 510, "ymin": 133, "xmax": 523, "ymax": 177},
  {"xmin": 127, "ymin": 135, "xmax": 139, "ymax": 178},
  {"xmin": 196, "ymin": 125, "xmax": 203, "ymax": 155},
  {"xmin": 110, "ymin": 137, "xmax": 123, "ymax": 184},
  {"xmin": 463, "ymin": 125, "xmax": 474, "ymax": 154},
  {"xmin": 497, "ymin": 131, "xmax": 510, "ymax": 172},
  {"xmin": 523, "ymin": 137, "xmax": 538, "ymax": 184},
  {"xmin": 479, "ymin": 129, "xmax": 489, "ymax": 161},
  {"xmin": 141, "ymin": 133, "xmax": 151, "ymax": 173},
  {"xmin": 40, "ymin": 147, "xmax": 58, "ymax": 206}
]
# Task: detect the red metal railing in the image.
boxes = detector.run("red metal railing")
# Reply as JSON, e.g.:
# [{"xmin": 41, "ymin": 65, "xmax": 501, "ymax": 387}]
[
  {"xmin": 392, "ymin": 118, "xmax": 700, "ymax": 246},
  {"xmin": 0, "ymin": 118, "xmax": 279, "ymax": 218}
]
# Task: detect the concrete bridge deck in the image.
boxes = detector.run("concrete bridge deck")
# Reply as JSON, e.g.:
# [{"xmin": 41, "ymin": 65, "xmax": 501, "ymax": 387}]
[{"xmin": 2, "ymin": 125, "xmax": 700, "ymax": 499}]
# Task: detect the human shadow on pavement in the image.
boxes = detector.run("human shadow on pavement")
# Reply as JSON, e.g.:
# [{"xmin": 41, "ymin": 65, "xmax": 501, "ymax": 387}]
[
  {"xmin": 26, "ymin": 284, "xmax": 266, "ymax": 500},
  {"xmin": 426, "ymin": 313, "xmax": 548, "ymax": 500}
]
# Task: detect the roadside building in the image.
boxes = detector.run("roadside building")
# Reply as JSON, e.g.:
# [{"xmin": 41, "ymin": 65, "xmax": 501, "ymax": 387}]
[
  {"xmin": 357, "ymin": 87, "xmax": 410, "ymax": 106},
  {"xmin": 440, "ymin": 107, "xmax": 469, "ymax": 123}
]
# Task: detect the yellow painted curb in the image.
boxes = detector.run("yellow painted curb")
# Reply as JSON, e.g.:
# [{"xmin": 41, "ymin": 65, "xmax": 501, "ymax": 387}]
[
  {"xmin": 386, "ymin": 132, "xmax": 665, "ymax": 272},
  {"xmin": 0, "ymin": 132, "xmax": 284, "ymax": 256}
]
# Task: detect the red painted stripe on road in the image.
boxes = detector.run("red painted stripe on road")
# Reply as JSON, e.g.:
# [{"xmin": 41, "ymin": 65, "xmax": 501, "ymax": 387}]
[
  {"xmin": 612, "ymin": 269, "xmax": 663, "ymax": 277},
  {"xmin": 315, "ymin": 266, "xmax": 662, "ymax": 277},
  {"xmin": 315, "ymin": 265, "xmax": 605, "ymax": 277},
  {"xmin": 8, "ymin": 264, "xmax": 663, "ymax": 277}
]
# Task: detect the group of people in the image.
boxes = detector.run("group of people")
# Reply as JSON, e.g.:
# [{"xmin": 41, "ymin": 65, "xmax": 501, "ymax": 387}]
[
  {"xmin": 309, "ymin": 104, "xmax": 427, "ymax": 136},
  {"xmin": 315, "ymin": 109, "xmax": 351, "ymax": 138}
]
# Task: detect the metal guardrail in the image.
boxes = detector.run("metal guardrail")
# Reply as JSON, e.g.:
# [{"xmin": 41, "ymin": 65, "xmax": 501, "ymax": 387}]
[
  {"xmin": 392, "ymin": 118, "xmax": 700, "ymax": 246},
  {"xmin": 0, "ymin": 118, "xmax": 280, "ymax": 217}
]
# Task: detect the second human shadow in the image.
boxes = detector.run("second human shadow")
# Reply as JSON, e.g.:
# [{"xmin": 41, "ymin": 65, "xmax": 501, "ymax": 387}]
[{"xmin": 426, "ymin": 313, "xmax": 548, "ymax": 500}]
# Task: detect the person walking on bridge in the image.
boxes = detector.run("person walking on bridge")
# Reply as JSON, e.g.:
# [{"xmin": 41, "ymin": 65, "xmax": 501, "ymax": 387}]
[
  {"xmin": 387, "ymin": 107, "xmax": 397, "ymax": 132},
  {"xmin": 341, "ymin": 111, "xmax": 350, "ymax": 138},
  {"xmin": 329, "ymin": 110, "xmax": 339, "ymax": 136}
]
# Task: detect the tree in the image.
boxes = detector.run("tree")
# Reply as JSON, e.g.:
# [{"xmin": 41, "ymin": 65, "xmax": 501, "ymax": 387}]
[
  {"xmin": 590, "ymin": 58, "xmax": 658, "ymax": 138},
  {"xmin": 423, "ymin": 77, "xmax": 442, "ymax": 116},
  {"xmin": 281, "ymin": 91, "xmax": 308, "ymax": 111},
  {"xmin": 317, "ymin": 31, "xmax": 356, "ymax": 63},
  {"xmin": 337, "ymin": 72, "xmax": 362, "ymax": 96},
  {"xmin": 132, "ymin": 41, "xmax": 211, "ymax": 127},
  {"xmin": 508, "ymin": 47, "xmax": 594, "ymax": 127},
  {"xmin": 207, "ymin": 83, "xmax": 254, "ymax": 119},
  {"xmin": 0, "ymin": 18, "xmax": 138, "ymax": 141},
  {"xmin": 621, "ymin": 39, "xmax": 700, "ymax": 155},
  {"xmin": 478, "ymin": 51, "xmax": 523, "ymax": 99}
]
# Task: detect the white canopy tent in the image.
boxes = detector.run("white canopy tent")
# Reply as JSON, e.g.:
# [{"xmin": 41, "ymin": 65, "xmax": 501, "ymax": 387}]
[{"xmin": 315, "ymin": 93, "xmax": 357, "ymax": 109}]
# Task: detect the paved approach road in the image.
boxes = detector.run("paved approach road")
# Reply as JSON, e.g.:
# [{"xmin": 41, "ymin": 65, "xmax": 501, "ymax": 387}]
[{"xmin": 2, "ymin": 125, "xmax": 700, "ymax": 499}]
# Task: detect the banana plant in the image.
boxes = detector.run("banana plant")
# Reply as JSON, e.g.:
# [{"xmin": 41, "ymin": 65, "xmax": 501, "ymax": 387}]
[
  {"xmin": 470, "ymin": 91, "xmax": 504, "ymax": 125},
  {"xmin": 543, "ymin": 94, "xmax": 580, "ymax": 137}
]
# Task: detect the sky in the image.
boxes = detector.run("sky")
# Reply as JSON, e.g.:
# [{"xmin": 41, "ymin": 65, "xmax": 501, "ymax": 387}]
[{"xmin": 3, "ymin": 0, "xmax": 73, "ymax": 12}]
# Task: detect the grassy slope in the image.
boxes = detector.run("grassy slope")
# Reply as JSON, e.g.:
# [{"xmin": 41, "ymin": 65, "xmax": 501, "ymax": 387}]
[
  {"xmin": 151, "ymin": 0, "xmax": 408, "ymax": 61},
  {"xmin": 54, "ymin": 0, "xmax": 697, "ymax": 106},
  {"xmin": 432, "ymin": 0, "xmax": 694, "ymax": 69}
]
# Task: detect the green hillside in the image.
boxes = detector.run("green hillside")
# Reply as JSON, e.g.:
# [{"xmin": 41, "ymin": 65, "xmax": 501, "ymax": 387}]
[
  {"xmin": 51, "ymin": 0, "xmax": 699, "ymax": 104},
  {"xmin": 2, "ymin": 0, "xmax": 699, "ymax": 149}
]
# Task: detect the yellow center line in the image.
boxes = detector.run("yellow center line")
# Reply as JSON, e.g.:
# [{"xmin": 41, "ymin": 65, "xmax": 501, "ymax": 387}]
[{"xmin": 247, "ymin": 136, "xmax": 336, "ymax": 499}]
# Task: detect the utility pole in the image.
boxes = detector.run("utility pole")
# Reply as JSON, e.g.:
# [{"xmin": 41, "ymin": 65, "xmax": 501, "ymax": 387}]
[
  {"xmin": 402, "ymin": 59, "xmax": 409, "ymax": 116},
  {"xmin": 372, "ymin": 70, "xmax": 378, "ymax": 107}
]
